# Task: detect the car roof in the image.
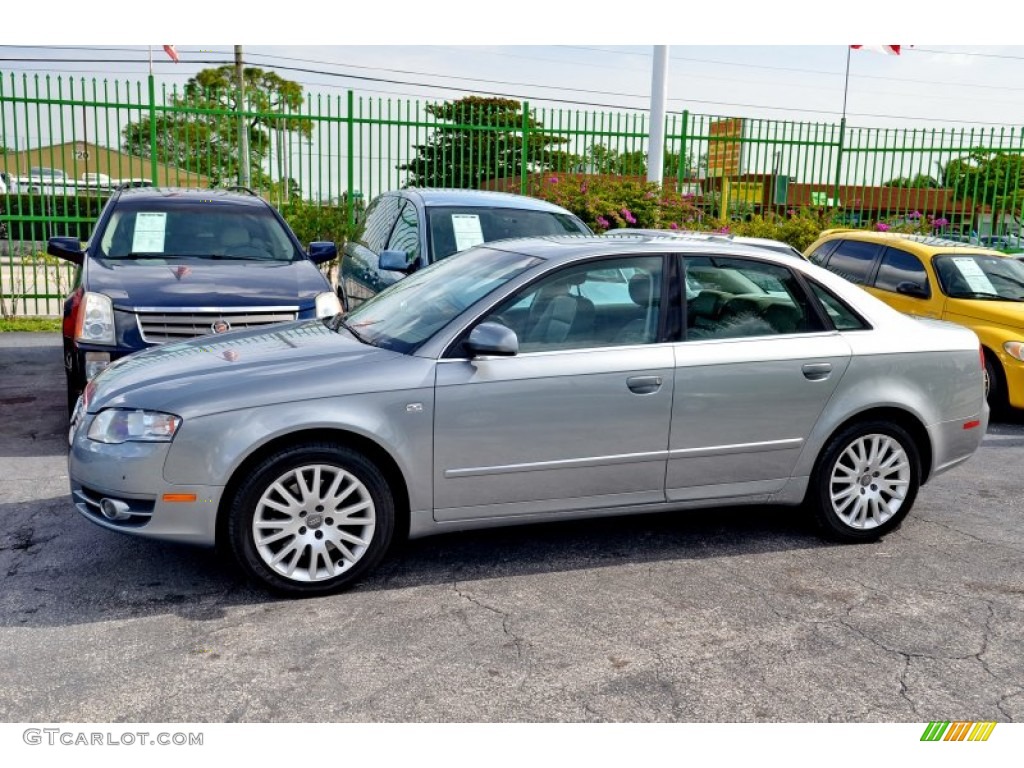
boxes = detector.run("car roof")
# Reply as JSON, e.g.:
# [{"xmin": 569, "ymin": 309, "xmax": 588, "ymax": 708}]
[
  {"xmin": 816, "ymin": 229, "xmax": 1007, "ymax": 257},
  {"xmin": 394, "ymin": 187, "xmax": 576, "ymax": 213},
  {"xmin": 605, "ymin": 228, "xmax": 802, "ymax": 255},
  {"xmin": 111, "ymin": 186, "xmax": 271, "ymax": 209},
  {"xmin": 482, "ymin": 234, "xmax": 803, "ymax": 267}
]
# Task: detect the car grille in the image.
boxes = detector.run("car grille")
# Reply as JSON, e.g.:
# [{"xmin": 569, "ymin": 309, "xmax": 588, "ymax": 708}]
[
  {"xmin": 135, "ymin": 308, "xmax": 299, "ymax": 344},
  {"xmin": 73, "ymin": 486, "xmax": 156, "ymax": 529}
]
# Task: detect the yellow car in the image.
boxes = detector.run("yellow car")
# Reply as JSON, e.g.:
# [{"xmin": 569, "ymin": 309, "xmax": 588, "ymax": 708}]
[{"xmin": 804, "ymin": 230, "xmax": 1024, "ymax": 411}]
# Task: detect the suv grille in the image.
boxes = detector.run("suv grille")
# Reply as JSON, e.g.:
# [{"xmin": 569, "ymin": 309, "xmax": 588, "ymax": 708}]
[{"xmin": 135, "ymin": 308, "xmax": 298, "ymax": 343}]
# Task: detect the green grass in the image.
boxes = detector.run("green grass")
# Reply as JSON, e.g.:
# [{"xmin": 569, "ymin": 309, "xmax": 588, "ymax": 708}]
[{"xmin": 0, "ymin": 316, "xmax": 62, "ymax": 332}]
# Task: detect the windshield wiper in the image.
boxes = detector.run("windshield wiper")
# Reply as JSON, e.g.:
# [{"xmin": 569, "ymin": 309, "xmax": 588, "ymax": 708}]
[
  {"xmin": 327, "ymin": 315, "xmax": 368, "ymax": 343},
  {"xmin": 948, "ymin": 291, "xmax": 1023, "ymax": 302}
]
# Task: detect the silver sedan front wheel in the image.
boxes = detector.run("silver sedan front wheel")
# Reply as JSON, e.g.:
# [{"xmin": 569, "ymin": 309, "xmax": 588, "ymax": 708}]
[
  {"xmin": 810, "ymin": 421, "xmax": 920, "ymax": 541},
  {"xmin": 228, "ymin": 443, "xmax": 395, "ymax": 596},
  {"xmin": 253, "ymin": 464, "xmax": 377, "ymax": 583}
]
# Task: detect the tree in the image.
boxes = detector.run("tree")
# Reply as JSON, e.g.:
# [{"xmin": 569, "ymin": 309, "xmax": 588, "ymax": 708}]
[
  {"xmin": 122, "ymin": 66, "xmax": 311, "ymax": 187},
  {"xmin": 397, "ymin": 97, "xmax": 571, "ymax": 188},
  {"xmin": 883, "ymin": 174, "xmax": 940, "ymax": 188},
  {"xmin": 579, "ymin": 143, "xmax": 647, "ymax": 175},
  {"xmin": 945, "ymin": 149, "xmax": 1024, "ymax": 206}
]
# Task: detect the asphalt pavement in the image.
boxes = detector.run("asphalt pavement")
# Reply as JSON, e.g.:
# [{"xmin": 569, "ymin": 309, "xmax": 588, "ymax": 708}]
[{"xmin": 0, "ymin": 332, "xmax": 1021, "ymax": 722}]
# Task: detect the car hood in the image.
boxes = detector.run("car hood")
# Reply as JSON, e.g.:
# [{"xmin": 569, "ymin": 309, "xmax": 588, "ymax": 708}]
[
  {"xmin": 946, "ymin": 299, "xmax": 1024, "ymax": 332},
  {"xmin": 85, "ymin": 320, "xmax": 431, "ymax": 418},
  {"xmin": 87, "ymin": 258, "xmax": 329, "ymax": 309}
]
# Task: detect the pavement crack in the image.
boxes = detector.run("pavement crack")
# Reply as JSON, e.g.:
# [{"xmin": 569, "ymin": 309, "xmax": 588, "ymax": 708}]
[{"xmin": 451, "ymin": 577, "xmax": 525, "ymax": 662}]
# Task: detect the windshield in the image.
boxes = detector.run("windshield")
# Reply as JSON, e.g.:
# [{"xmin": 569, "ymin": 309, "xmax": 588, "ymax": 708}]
[
  {"xmin": 340, "ymin": 247, "xmax": 540, "ymax": 353},
  {"xmin": 426, "ymin": 206, "xmax": 588, "ymax": 261},
  {"xmin": 934, "ymin": 254, "xmax": 1024, "ymax": 301},
  {"xmin": 96, "ymin": 204, "xmax": 304, "ymax": 262}
]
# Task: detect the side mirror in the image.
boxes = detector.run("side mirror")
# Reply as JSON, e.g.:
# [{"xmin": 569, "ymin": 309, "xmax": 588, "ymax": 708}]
[
  {"xmin": 896, "ymin": 281, "xmax": 929, "ymax": 299},
  {"xmin": 308, "ymin": 241, "xmax": 337, "ymax": 265},
  {"xmin": 466, "ymin": 322, "xmax": 518, "ymax": 357},
  {"xmin": 379, "ymin": 249, "xmax": 415, "ymax": 273},
  {"xmin": 47, "ymin": 237, "xmax": 84, "ymax": 265}
]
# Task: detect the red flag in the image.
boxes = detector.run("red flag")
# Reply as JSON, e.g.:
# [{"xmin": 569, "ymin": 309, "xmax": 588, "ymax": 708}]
[
  {"xmin": 163, "ymin": 45, "xmax": 180, "ymax": 63},
  {"xmin": 851, "ymin": 45, "xmax": 901, "ymax": 55}
]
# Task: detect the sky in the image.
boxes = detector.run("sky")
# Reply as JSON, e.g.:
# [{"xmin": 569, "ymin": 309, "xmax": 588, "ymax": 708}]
[{"xmin": 4, "ymin": 1, "xmax": 1024, "ymax": 132}]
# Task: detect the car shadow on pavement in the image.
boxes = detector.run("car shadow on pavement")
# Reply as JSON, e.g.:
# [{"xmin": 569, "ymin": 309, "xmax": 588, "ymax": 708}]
[{"xmin": 0, "ymin": 492, "xmax": 831, "ymax": 629}]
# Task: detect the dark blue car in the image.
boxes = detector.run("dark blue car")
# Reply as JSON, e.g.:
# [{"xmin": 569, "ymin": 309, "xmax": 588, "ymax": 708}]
[{"xmin": 48, "ymin": 187, "xmax": 341, "ymax": 413}]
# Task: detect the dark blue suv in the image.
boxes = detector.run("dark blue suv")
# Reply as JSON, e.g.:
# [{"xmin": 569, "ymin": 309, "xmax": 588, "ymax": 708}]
[{"xmin": 48, "ymin": 187, "xmax": 341, "ymax": 413}]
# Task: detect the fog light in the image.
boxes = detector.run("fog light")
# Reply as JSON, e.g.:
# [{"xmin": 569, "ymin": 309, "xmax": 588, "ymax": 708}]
[
  {"xmin": 99, "ymin": 497, "xmax": 131, "ymax": 521},
  {"xmin": 84, "ymin": 352, "xmax": 111, "ymax": 380}
]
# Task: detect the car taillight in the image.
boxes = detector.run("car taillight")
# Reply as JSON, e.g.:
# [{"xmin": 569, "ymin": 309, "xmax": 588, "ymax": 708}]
[
  {"xmin": 64, "ymin": 287, "xmax": 83, "ymax": 339},
  {"xmin": 979, "ymin": 346, "xmax": 985, "ymax": 370}
]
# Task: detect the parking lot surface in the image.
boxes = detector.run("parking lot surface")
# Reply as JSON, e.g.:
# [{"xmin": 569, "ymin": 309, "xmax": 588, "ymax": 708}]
[{"xmin": 1, "ymin": 332, "xmax": 1021, "ymax": 722}]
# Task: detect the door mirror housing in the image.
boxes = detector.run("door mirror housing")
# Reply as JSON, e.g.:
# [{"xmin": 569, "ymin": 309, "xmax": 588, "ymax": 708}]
[
  {"xmin": 47, "ymin": 237, "xmax": 84, "ymax": 265},
  {"xmin": 466, "ymin": 322, "xmax": 519, "ymax": 357},
  {"xmin": 379, "ymin": 249, "xmax": 415, "ymax": 273},
  {"xmin": 307, "ymin": 241, "xmax": 337, "ymax": 265},
  {"xmin": 895, "ymin": 280, "xmax": 929, "ymax": 299}
]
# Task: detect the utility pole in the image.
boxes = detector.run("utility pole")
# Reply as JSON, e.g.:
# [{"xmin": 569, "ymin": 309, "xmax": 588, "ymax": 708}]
[
  {"xmin": 647, "ymin": 45, "xmax": 669, "ymax": 187},
  {"xmin": 235, "ymin": 45, "xmax": 250, "ymax": 187}
]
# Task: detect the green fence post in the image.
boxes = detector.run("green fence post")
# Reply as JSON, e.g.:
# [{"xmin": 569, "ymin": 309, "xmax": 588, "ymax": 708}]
[
  {"xmin": 147, "ymin": 73, "xmax": 158, "ymax": 185},
  {"xmin": 676, "ymin": 109, "xmax": 689, "ymax": 191},
  {"xmin": 521, "ymin": 101, "xmax": 530, "ymax": 196},
  {"xmin": 346, "ymin": 90, "xmax": 355, "ymax": 230}
]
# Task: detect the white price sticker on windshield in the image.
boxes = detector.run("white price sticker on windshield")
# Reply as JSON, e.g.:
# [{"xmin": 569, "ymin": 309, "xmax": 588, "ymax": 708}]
[
  {"xmin": 131, "ymin": 212, "xmax": 167, "ymax": 253},
  {"xmin": 951, "ymin": 257, "xmax": 996, "ymax": 294},
  {"xmin": 452, "ymin": 214, "xmax": 484, "ymax": 252}
]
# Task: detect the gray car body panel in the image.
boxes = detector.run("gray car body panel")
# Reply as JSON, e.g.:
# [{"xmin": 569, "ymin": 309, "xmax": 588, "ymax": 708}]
[{"xmin": 69, "ymin": 236, "xmax": 988, "ymax": 548}]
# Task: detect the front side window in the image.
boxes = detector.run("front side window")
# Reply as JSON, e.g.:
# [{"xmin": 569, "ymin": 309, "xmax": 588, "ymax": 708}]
[
  {"xmin": 874, "ymin": 247, "xmax": 930, "ymax": 296},
  {"xmin": 426, "ymin": 206, "xmax": 587, "ymax": 261},
  {"xmin": 97, "ymin": 204, "xmax": 303, "ymax": 262},
  {"xmin": 357, "ymin": 195, "xmax": 402, "ymax": 253},
  {"xmin": 387, "ymin": 201, "xmax": 421, "ymax": 266},
  {"xmin": 685, "ymin": 257, "xmax": 823, "ymax": 340},
  {"xmin": 478, "ymin": 256, "xmax": 664, "ymax": 353},
  {"xmin": 822, "ymin": 240, "xmax": 883, "ymax": 284}
]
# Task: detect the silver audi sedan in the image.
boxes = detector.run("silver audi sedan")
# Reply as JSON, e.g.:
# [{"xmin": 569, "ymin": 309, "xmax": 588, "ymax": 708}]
[{"xmin": 68, "ymin": 235, "xmax": 988, "ymax": 596}]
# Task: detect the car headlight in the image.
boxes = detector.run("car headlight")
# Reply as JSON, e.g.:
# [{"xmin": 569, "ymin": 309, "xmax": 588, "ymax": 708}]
[
  {"xmin": 75, "ymin": 291, "xmax": 116, "ymax": 345},
  {"xmin": 315, "ymin": 291, "xmax": 342, "ymax": 318},
  {"xmin": 87, "ymin": 409, "xmax": 182, "ymax": 444},
  {"xmin": 1004, "ymin": 341, "xmax": 1024, "ymax": 362}
]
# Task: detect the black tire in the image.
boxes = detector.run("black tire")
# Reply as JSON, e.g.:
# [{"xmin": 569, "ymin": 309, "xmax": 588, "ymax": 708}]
[
  {"xmin": 983, "ymin": 352, "xmax": 1008, "ymax": 414},
  {"xmin": 227, "ymin": 442, "xmax": 395, "ymax": 597},
  {"xmin": 808, "ymin": 420, "xmax": 921, "ymax": 542}
]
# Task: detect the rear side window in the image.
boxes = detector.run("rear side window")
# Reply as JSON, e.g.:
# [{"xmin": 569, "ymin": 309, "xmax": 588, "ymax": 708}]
[
  {"xmin": 822, "ymin": 240, "xmax": 883, "ymax": 284},
  {"xmin": 808, "ymin": 240, "xmax": 837, "ymax": 266},
  {"xmin": 807, "ymin": 281, "xmax": 869, "ymax": 331},
  {"xmin": 873, "ymin": 247, "xmax": 930, "ymax": 296}
]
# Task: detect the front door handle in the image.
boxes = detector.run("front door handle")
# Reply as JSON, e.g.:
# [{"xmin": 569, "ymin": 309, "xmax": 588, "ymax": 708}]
[
  {"xmin": 627, "ymin": 375, "xmax": 663, "ymax": 395},
  {"xmin": 802, "ymin": 362, "xmax": 833, "ymax": 381}
]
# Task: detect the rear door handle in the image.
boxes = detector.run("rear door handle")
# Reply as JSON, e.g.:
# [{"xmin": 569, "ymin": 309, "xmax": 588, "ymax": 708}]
[
  {"xmin": 627, "ymin": 375, "xmax": 663, "ymax": 395},
  {"xmin": 802, "ymin": 362, "xmax": 833, "ymax": 381}
]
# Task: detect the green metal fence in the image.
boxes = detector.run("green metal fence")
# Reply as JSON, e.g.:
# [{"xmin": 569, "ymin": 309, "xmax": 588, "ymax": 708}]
[{"xmin": 3, "ymin": 71, "xmax": 1024, "ymax": 315}]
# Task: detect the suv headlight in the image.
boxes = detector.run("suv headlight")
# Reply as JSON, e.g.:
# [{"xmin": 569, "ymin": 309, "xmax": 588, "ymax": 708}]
[
  {"xmin": 75, "ymin": 291, "xmax": 116, "ymax": 345},
  {"xmin": 315, "ymin": 291, "xmax": 342, "ymax": 318},
  {"xmin": 87, "ymin": 409, "xmax": 182, "ymax": 444}
]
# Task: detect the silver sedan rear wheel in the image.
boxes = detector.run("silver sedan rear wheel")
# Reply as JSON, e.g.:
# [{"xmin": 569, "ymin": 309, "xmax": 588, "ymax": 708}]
[
  {"xmin": 827, "ymin": 434, "xmax": 910, "ymax": 530},
  {"xmin": 253, "ymin": 464, "xmax": 377, "ymax": 583},
  {"xmin": 811, "ymin": 421, "xmax": 920, "ymax": 541},
  {"xmin": 228, "ymin": 443, "xmax": 395, "ymax": 596}
]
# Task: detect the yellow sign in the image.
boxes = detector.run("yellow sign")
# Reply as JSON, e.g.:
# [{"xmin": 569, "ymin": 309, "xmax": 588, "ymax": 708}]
[{"xmin": 722, "ymin": 179, "xmax": 763, "ymax": 206}]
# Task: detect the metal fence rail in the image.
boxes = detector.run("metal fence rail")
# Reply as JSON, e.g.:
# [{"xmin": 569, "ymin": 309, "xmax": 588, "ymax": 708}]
[{"xmin": 3, "ymin": 71, "xmax": 1023, "ymax": 315}]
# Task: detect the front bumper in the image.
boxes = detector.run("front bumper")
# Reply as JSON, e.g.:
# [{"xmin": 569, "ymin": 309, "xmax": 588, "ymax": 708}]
[{"xmin": 68, "ymin": 413, "xmax": 223, "ymax": 546}]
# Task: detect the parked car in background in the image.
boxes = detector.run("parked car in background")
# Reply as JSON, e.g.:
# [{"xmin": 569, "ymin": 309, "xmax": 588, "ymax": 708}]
[
  {"xmin": 68, "ymin": 236, "xmax": 986, "ymax": 595},
  {"xmin": 604, "ymin": 227, "xmax": 805, "ymax": 259},
  {"xmin": 48, "ymin": 186, "xmax": 341, "ymax": 414},
  {"xmin": 805, "ymin": 229, "xmax": 1024, "ymax": 412},
  {"xmin": 340, "ymin": 188, "xmax": 591, "ymax": 308}
]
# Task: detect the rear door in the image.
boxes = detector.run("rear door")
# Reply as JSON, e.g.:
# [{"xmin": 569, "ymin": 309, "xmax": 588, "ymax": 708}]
[{"xmin": 667, "ymin": 256, "xmax": 852, "ymax": 501}]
